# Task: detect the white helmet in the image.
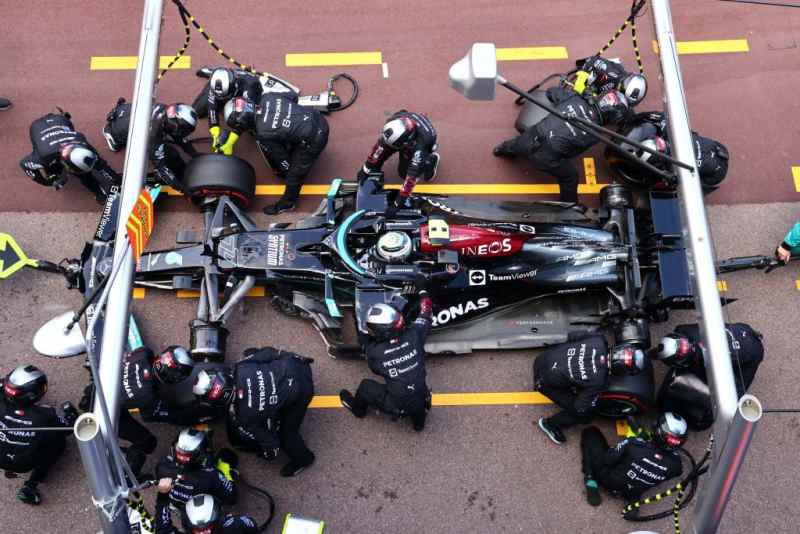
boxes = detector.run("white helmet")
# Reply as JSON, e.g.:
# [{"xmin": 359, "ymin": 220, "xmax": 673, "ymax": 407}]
[
  {"xmin": 60, "ymin": 144, "xmax": 98, "ymax": 173},
  {"xmin": 635, "ymin": 136, "xmax": 668, "ymax": 164},
  {"xmin": 621, "ymin": 74, "xmax": 648, "ymax": 106},
  {"xmin": 210, "ymin": 68, "xmax": 236, "ymax": 99},
  {"xmin": 381, "ymin": 117, "xmax": 416, "ymax": 149},
  {"xmin": 376, "ymin": 232, "xmax": 413, "ymax": 262}
]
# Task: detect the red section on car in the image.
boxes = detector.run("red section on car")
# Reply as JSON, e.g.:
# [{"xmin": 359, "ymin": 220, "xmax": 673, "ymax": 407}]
[{"xmin": 420, "ymin": 224, "xmax": 528, "ymax": 258}]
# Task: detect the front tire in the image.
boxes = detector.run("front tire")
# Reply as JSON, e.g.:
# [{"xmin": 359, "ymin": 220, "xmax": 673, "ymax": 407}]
[{"xmin": 183, "ymin": 154, "xmax": 256, "ymax": 208}]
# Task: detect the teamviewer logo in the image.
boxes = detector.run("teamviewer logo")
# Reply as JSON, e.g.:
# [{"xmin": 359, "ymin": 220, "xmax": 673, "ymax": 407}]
[{"xmin": 468, "ymin": 270, "xmax": 486, "ymax": 286}]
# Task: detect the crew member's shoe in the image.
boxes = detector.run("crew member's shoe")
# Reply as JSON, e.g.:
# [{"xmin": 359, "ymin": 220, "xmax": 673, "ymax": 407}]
[
  {"xmin": 17, "ymin": 482, "xmax": 41, "ymax": 505},
  {"xmin": 280, "ymin": 452, "xmax": 315, "ymax": 477},
  {"xmin": 492, "ymin": 140, "xmax": 516, "ymax": 158},
  {"xmin": 263, "ymin": 199, "xmax": 296, "ymax": 215},
  {"xmin": 339, "ymin": 390, "xmax": 366, "ymax": 418},
  {"xmin": 0, "ymin": 98, "xmax": 12, "ymax": 111},
  {"xmin": 422, "ymin": 153, "xmax": 440, "ymax": 183},
  {"xmin": 585, "ymin": 478, "xmax": 602, "ymax": 507},
  {"xmin": 537, "ymin": 417, "xmax": 567, "ymax": 445}
]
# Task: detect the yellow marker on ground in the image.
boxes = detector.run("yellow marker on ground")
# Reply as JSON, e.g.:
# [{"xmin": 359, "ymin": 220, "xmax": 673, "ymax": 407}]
[
  {"xmin": 310, "ymin": 391, "xmax": 552, "ymax": 409},
  {"xmin": 795, "ymin": 280, "xmax": 800, "ymax": 291},
  {"xmin": 583, "ymin": 158, "xmax": 597, "ymax": 186},
  {"xmin": 177, "ymin": 287, "xmax": 266, "ymax": 299},
  {"xmin": 164, "ymin": 183, "xmax": 606, "ymax": 196},
  {"xmin": 286, "ymin": 52, "xmax": 382, "ymax": 67},
  {"xmin": 652, "ymin": 39, "xmax": 749, "ymax": 55},
  {"xmin": 132, "ymin": 288, "xmax": 146, "ymax": 300},
  {"xmin": 717, "ymin": 280, "xmax": 728, "ymax": 292},
  {"xmin": 792, "ymin": 167, "xmax": 800, "ymax": 192},
  {"xmin": 90, "ymin": 56, "xmax": 191, "ymax": 70},
  {"xmin": 496, "ymin": 47, "xmax": 569, "ymax": 61}
]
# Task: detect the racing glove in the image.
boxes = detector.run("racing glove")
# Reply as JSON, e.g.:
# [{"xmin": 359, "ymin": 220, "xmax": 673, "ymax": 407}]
[
  {"xmin": 217, "ymin": 131, "xmax": 240, "ymax": 156},
  {"xmin": 21, "ymin": 157, "xmax": 66, "ymax": 188},
  {"xmin": 209, "ymin": 126, "xmax": 222, "ymax": 152}
]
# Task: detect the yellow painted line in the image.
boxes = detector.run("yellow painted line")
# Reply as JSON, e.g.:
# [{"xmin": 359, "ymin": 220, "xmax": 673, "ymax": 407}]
[
  {"xmin": 90, "ymin": 55, "xmax": 191, "ymax": 70},
  {"xmin": 583, "ymin": 157, "xmax": 597, "ymax": 186},
  {"xmin": 717, "ymin": 280, "xmax": 728, "ymax": 292},
  {"xmin": 165, "ymin": 183, "xmax": 607, "ymax": 197},
  {"xmin": 652, "ymin": 39, "xmax": 749, "ymax": 55},
  {"xmin": 496, "ymin": 47, "xmax": 569, "ymax": 61},
  {"xmin": 792, "ymin": 167, "xmax": 800, "ymax": 192},
  {"xmin": 285, "ymin": 51, "xmax": 382, "ymax": 67},
  {"xmin": 177, "ymin": 287, "xmax": 266, "ymax": 299},
  {"xmin": 310, "ymin": 391, "xmax": 552, "ymax": 409},
  {"xmin": 795, "ymin": 280, "xmax": 800, "ymax": 291},
  {"xmin": 132, "ymin": 287, "xmax": 146, "ymax": 300}
]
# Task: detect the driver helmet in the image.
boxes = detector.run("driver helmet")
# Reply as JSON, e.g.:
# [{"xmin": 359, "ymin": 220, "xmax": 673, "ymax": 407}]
[
  {"xmin": 182, "ymin": 494, "xmax": 222, "ymax": 534},
  {"xmin": 366, "ymin": 303, "xmax": 405, "ymax": 340},
  {"xmin": 60, "ymin": 143, "xmax": 98, "ymax": 174},
  {"xmin": 596, "ymin": 90, "xmax": 630, "ymax": 126},
  {"xmin": 381, "ymin": 116, "xmax": 416, "ymax": 149},
  {"xmin": 375, "ymin": 232, "xmax": 413, "ymax": 262},
  {"xmin": 654, "ymin": 411, "xmax": 689, "ymax": 450},
  {"xmin": 224, "ymin": 97, "xmax": 256, "ymax": 132},
  {"xmin": 635, "ymin": 136, "xmax": 668, "ymax": 165},
  {"xmin": 165, "ymin": 104, "xmax": 198, "ymax": 140},
  {"xmin": 608, "ymin": 344, "xmax": 646, "ymax": 376},
  {"xmin": 620, "ymin": 73, "xmax": 648, "ymax": 106},
  {"xmin": 193, "ymin": 369, "xmax": 233, "ymax": 406},
  {"xmin": 173, "ymin": 428, "xmax": 210, "ymax": 468},
  {"xmin": 153, "ymin": 346, "xmax": 194, "ymax": 384},
  {"xmin": 651, "ymin": 333, "xmax": 696, "ymax": 369},
  {"xmin": 210, "ymin": 68, "xmax": 236, "ymax": 100},
  {"xmin": 3, "ymin": 365, "xmax": 47, "ymax": 408}
]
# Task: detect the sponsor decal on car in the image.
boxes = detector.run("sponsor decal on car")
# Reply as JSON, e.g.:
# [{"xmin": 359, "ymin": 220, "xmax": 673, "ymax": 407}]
[
  {"xmin": 266, "ymin": 233, "xmax": 287, "ymax": 267},
  {"xmin": 468, "ymin": 270, "xmax": 486, "ymax": 286},
  {"xmin": 487, "ymin": 269, "xmax": 537, "ymax": 282},
  {"xmin": 461, "ymin": 238, "xmax": 513, "ymax": 256},
  {"xmin": 432, "ymin": 298, "xmax": 490, "ymax": 326}
]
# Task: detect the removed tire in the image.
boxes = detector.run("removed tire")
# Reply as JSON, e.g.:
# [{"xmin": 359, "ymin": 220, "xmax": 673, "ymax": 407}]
[
  {"xmin": 183, "ymin": 154, "xmax": 256, "ymax": 208},
  {"xmin": 595, "ymin": 356, "xmax": 655, "ymax": 418}
]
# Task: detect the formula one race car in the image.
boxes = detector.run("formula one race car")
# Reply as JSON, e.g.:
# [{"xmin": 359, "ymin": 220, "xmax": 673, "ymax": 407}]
[{"xmin": 133, "ymin": 154, "xmax": 702, "ymax": 415}]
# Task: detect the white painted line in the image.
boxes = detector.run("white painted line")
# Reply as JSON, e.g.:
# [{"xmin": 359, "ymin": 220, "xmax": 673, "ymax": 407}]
[{"xmin": 382, "ymin": 62, "xmax": 389, "ymax": 79}]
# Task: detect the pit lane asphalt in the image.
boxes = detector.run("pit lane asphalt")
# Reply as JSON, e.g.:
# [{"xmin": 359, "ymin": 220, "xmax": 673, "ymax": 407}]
[{"xmin": 1, "ymin": 1, "xmax": 799, "ymax": 533}]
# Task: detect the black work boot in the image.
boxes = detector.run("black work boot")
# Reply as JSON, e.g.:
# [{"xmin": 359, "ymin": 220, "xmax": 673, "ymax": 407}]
[
  {"xmin": 0, "ymin": 98, "xmax": 11, "ymax": 111},
  {"xmin": 17, "ymin": 481, "xmax": 41, "ymax": 505},
  {"xmin": 492, "ymin": 140, "xmax": 517, "ymax": 158},
  {"xmin": 264, "ymin": 185, "xmax": 301, "ymax": 215},
  {"xmin": 280, "ymin": 452, "xmax": 315, "ymax": 477},
  {"xmin": 339, "ymin": 390, "xmax": 366, "ymax": 418}
]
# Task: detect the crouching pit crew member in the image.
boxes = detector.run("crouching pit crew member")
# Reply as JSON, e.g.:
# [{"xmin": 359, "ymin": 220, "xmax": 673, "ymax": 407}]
[
  {"xmin": 193, "ymin": 67, "xmax": 268, "ymax": 155},
  {"xmin": 572, "ymin": 56, "xmax": 648, "ymax": 106},
  {"xmin": 224, "ymin": 94, "xmax": 329, "ymax": 215},
  {"xmin": 356, "ymin": 110, "xmax": 440, "ymax": 208},
  {"xmin": 0, "ymin": 365, "xmax": 78, "ymax": 505},
  {"xmin": 580, "ymin": 411, "xmax": 687, "ymax": 506},
  {"xmin": 103, "ymin": 98, "xmax": 198, "ymax": 191},
  {"xmin": 227, "ymin": 346, "xmax": 316, "ymax": 477},
  {"xmin": 20, "ymin": 109, "xmax": 121, "ymax": 203},
  {"xmin": 340, "ymin": 290, "xmax": 433, "ymax": 431},
  {"xmin": 534, "ymin": 334, "xmax": 645, "ymax": 444},
  {"xmin": 156, "ymin": 428, "xmax": 238, "ymax": 514},
  {"xmin": 155, "ymin": 490, "xmax": 257, "ymax": 534},
  {"xmin": 494, "ymin": 88, "xmax": 629, "ymax": 203}
]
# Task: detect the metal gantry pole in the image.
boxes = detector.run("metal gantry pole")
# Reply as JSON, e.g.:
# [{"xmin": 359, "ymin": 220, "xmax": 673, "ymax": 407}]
[
  {"xmin": 78, "ymin": 1, "xmax": 164, "ymax": 532},
  {"xmin": 650, "ymin": 2, "xmax": 762, "ymax": 533}
]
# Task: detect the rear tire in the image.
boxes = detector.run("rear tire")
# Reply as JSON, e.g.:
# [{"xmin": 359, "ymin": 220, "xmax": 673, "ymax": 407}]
[
  {"xmin": 184, "ymin": 154, "xmax": 256, "ymax": 208},
  {"xmin": 595, "ymin": 357, "xmax": 655, "ymax": 418}
]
